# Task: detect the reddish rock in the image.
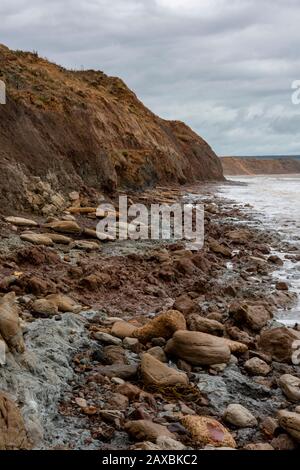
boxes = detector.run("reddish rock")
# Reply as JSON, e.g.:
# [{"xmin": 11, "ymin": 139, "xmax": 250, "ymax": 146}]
[
  {"xmin": 173, "ymin": 295, "xmax": 196, "ymax": 315},
  {"xmin": 133, "ymin": 310, "xmax": 186, "ymax": 343},
  {"xmin": 17, "ymin": 246, "xmax": 60, "ymax": 266},
  {"xmin": 260, "ymin": 417, "xmax": 280, "ymax": 438},
  {"xmin": 276, "ymin": 281, "xmax": 289, "ymax": 291},
  {"xmin": 258, "ymin": 327, "xmax": 300, "ymax": 363},
  {"xmin": 268, "ymin": 255, "xmax": 284, "ymax": 266},
  {"xmin": 0, "ymin": 393, "xmax": 30, "ymax": 450},
  {"xmin": 108, "ymin": 393, "xmax": 129, "ymax": 410},
  {"xmin": 174, "ymin": 258, "xmax": 196, "ymax": 275},
  {"xmin": 103, "ymin": 345, "xmax": 126, "ymax": 365},
  {"xmin": 230, "ymin": 302, "xmax": 272, "ymax": 331},
  {"xmin": 17, "ymin": 275, "xmax": 57, "ymax": 296},
  {"xmin": 187, "ymin": 314, "xmax": 224, "ymax": 336},
  {"xmin": 271, "ymin": 433, "xmax": 296, "ymax": 450},
  {"xmin": 116, "ymin": 383, "xmax": 141, "ymax": 401},
  {"xmin": 192, "ymin": 254, "xmax": 211, "ymax": 272},
  {"xmin": 209, "ymin": 240, "xmax": 232, "ymax": 258},
  {"xmin": 226, "ymin": 326, "xmax": 254, "ymax": 347}
]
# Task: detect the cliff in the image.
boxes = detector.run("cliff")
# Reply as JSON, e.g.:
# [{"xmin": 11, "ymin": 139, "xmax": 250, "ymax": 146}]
[
  {"xmin": 221, "ymin": 157, "xmax": 300, "ymax": 176},
  {"xmin": 0, "ymin": 44, "xmax": 224, "ymax": 211}
]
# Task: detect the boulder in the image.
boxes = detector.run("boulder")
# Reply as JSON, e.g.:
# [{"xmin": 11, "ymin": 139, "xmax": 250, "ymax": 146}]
[
  {"xmin": 94, "ymin": 332, "xmax": 122, "ymax": 346},
  {"xmin": 244, "ymin": 357, "xmax": 271, "ymax": 376},
  {"xmin": 226, "ymin": 326, "xmax": 254, "ymax": 347},
  {"xmin": 0, "ymin": 292, "xmax": 25, "ymax": 353},
  {"xmin": 5, "ymin": 216, "xmax": 37, "ymax": 227},
  {"xmin": 0, "ymin": 393, "xmax": 30, "ymax": 450},
  {"xmin": 230, "ymin": 303, "xmax": 272, "ymax": 331},
  {"xmin": 277, "ymin": 410, "xmax": 300, "ymax": 442},
  {"xmin": 103, "ymin": 345, "xmax": 126, "ymax": 365},
  {"xmin": 181, "ymin": 415, "xmax": 236, "ymax": 448},
  {"xmin": 141, "ymin": 353, "xmax": 188, "ymax": 387},
  {"xmin": 111, "ymin": 321, "xmax": 138, "ymax": 339},
  {"xmin": 187, "ymin": 314, "xmax": 224, "ymax": 336},
  {"xmin": 133, "ymin": 310, "xmax": 186, "ymax": 343},
  {"xmin": 45, "ymin": 294, "xmax": 80, "ymax": 313},
  {"xmin": 44, "ymin": 220, "xmax": 81, "ymax": 234},
  {"xmin": 173, "ymin": 295, "xmax": 196, "ymax": 315},
  {"xmin": 223, "ymin": 404, "xmax": 258, "ymax": 428},
  {"xmin": 32, "ymin": 299, "xmax": 58, "ymax": 316},
  {"xmin": 165, "ymin": 331, "xmax": 231, "ymax": 366},
  {"xmin": 123, "ymin": 337, "xmax": 140, "ymax": 352},
  {"xmin": 271, "ymin": 434, "xmax": 296, "ymax": 450},
  {"xmin": 147, "ymin": 346, "xmax": 167, "ymax": 363},
  {"xmin": 20, "ymin": 233, "xmax": 54, "ymax": 246},
  {"xmin": 258, "ymin": 327, "xmax": 300, "ymax": 363},
  {"xmin": 222, "ymin": 338, "xmax": 248, "ymax": 354},
  {"xmin": 260, "ymin": 417, "xmax": 280, "ymax": 438},
  {"xmin": 42, "ymin": 233, "xmax": 72, "ymax": 244},
  {"xmin": 279, "ymin": 375, "xmax": 300, "ymax": 402},
  {"xmin": 125, "ymin": 420, "xmax": 174, "ymax": 443}
]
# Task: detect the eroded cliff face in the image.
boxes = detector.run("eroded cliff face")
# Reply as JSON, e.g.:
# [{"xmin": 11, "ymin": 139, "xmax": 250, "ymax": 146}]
[
  {"xmin": 0, "ymin": 44, "xmax": 223, "ymax": 212},
  {"xmin": 221, "ymin": 157, "xmax": 300, "ymax": 176}
]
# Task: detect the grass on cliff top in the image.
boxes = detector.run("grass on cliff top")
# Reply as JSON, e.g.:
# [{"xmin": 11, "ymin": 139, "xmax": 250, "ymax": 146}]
[{"xmin": 0, "ymin": 45, "xmax": 139, "ymax": 112}]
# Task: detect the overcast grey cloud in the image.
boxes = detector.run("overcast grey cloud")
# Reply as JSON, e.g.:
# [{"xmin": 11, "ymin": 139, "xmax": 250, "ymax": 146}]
[{"xmin": 1, "ymin": 0, "xmax": 300, "ymax": 155}]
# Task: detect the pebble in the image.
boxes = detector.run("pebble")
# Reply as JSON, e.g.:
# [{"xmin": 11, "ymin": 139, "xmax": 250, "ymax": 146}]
[
  {"xmin": 93, "ymin": 332, "xmax": 122, "ymax": 346},
  {"xmin": 223, "ymin": 404, "xmax": 258, "ymax": 428},
  {"xmin": 111, "ymin": 377, "xmax": 125, "ymax": 385},
  {"xmin": 244, "ymin": 357, "xmax": 271, "ymax": 376}
]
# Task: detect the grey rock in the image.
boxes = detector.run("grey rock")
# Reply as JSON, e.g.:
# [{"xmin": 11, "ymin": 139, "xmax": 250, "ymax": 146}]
[
  {"xmin": 196, "ymin": 364, "xmax": 282, "ymax": 415},
  {"xmin": 94, "ymin": 332, "xmax": 122, "ymax": 346},
  {"xmin": 0, "ymin": 313, "xmax": 94, "ymax": 449}
]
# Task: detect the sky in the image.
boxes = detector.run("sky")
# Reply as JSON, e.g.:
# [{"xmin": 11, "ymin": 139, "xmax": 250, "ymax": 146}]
[{"xmin": 1, "ymin": 0, "xmax": 300, "ymax": 156}]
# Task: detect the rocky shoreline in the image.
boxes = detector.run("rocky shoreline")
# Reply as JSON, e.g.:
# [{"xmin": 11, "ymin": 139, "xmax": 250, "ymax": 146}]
[{"xmin": 0, "ymin": 183, "xmax": 300, "ymax": 451}]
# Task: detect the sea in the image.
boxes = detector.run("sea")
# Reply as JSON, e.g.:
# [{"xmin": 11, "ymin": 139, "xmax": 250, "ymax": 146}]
[{"xmin": 217, "ymin": 174, "xmax": 300, "ymax": 326}]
